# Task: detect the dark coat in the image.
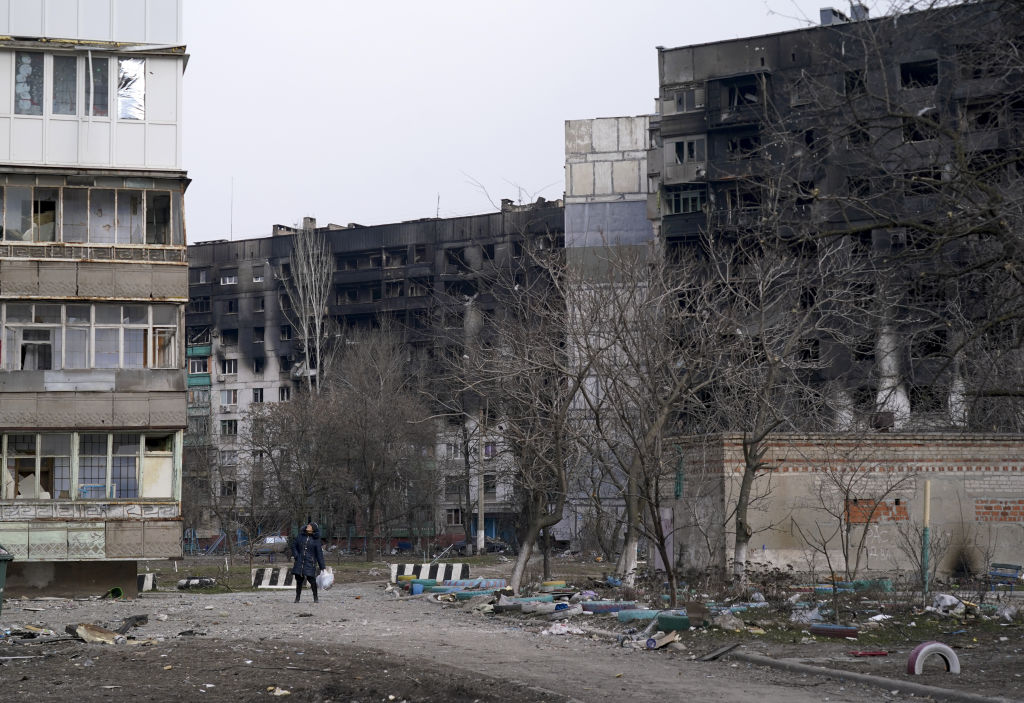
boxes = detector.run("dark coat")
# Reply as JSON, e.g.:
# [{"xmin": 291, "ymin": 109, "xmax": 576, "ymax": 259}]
[{"xmin": 291, "ymin": 525, "xmax": 325, "ymax": 578}]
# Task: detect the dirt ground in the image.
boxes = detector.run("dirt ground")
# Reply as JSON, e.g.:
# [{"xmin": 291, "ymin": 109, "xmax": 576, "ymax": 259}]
[{"xmin": 1, "ymin": 559, "xmax": 1022, "ymax": 702}]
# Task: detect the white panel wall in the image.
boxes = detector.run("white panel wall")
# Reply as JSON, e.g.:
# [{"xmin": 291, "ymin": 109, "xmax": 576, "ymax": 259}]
[
  {"xmin": 147, "ymin": 57, "xmax": 178, "ymax": 122},
  {"xmin": 79, "ymin": 120, "xmax": 110, "ymax": 164},
  {"xmin": 146, "ymin": 122, "xmax": 176, "ymax": 167},
  {"xmin": 45, "ymin": 0, "xmax": 78, "ymax": 39},
  {"xmin": 115, "ymin": 120, "xmax": 145, "ymax": 165},
  {"xmin": 47, "ymin": 119, "xmax": 78, "ymax": 162},
  {"xmin": 10, "ymin": 0, "xmax": 43, "ymax": 37},
  {"xmin": 12, "ymin": 118, "xmax": 43, "ymax": 161},
  {"xmin": 79, "ymin": 0, "xmax": 112, "ymax": 41},
  {"xmin": 0, "ymin": 118, "xmax": 10, "ymax": 160},
  {"xmin": 113, "ymin": 0, "xmax": 145, "ymax": 42},
  {"xmin": 0, "ymin": 52, "xmax": 10, "ymax": 114},
  {"xmin": 0, "ymin": 0, "xmax": 181, "ymax": 43},
  {"xmin": 146, "ymin": 0, "xmax": 179, "ymax": 45}
]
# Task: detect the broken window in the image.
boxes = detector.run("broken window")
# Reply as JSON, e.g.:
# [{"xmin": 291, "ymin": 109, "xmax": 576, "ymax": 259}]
[
  {"xmin": 726, "ymin": 134, "xmax": 761, "ymax": 159},
  {"xmin": 188, "ymin": 297, "xmax": 210, "ymax": 314},
  {"xmin": 220, "ymin": 480, "xmax": 237, "ymax": 497},
  {"xmin": 14, "ymin": 52, "xmax": 43, "ymax": 115},
  {"xmin": 85, "ymin": 189, "xmax": 115, "ymax": 243},
  {"xmin": 225, "ymin": 299, "xmax": 238, "ymax": 314},
  {"xmin": 5, "ymin": 434, "xmax": 36, "ymax": 499},
  {"xmin": 253, "ymin": 326, "xmax": 265, "ymax": 344},
  {"xmin": 52, "ymin": 55, "xmax": 77, "ymax": 115},
  {"xmin": 903, "ymin": 114, "xmax": 939, "ymax": 142},
  {"xmin": 117, "ymin": 57, "xmax": 145, "ymax": 120},
  {"xmin": 40, "ymin": 434, "xmax": 72, "ymax": 499},
  {"xmin": 673, "ymin": 137, "xmax": 706, "ymax": 164},
  {"xmin": 116, "ymin": 189, "xmax": 144, "ymax": 243},
  {"xmin": 414, "ymin": 245, "xmax": 427, "ymax": 263},
  {"xmin": 900, "ymin": 59, "xmax": 938, "ymax": 88},
  {"xmin": 484, "ymin": 473, "xmax": 497, "ymax": 498},
  {"xmin": 145, "ymin": 191, "xmax": 171, "ymax": 244},
  {"xmin": 664, "ymin": 186, "xmax": 707, "ymax": 215},
  {"xmin": 385, "ymin": 281, "xmax": 404, "ymax": 298},
  {"xmin": 252, "ymin": 265, "xmax": 264, "ymax": 282},
  {"xmin": 280, "ymin": 325, "xmax": 291, "ymax": 341},
  {"xmin": 33, "ymin": 188, "xmax": 58, "ymax": 242},
  {"xmin": 279, "ymin": 386, "xmax": 291, "ymax": 402},
  {"xmin": 59, "ymin": 187, "xmax": 86, "ymax": 242},
  {"xmin": 252, "ymin": 357, "xmax": 265, "ymax": 375},
  {"xmin": 727, "ymin": 78, "xmax": 760, "ymax": 106},
  {"xmin": 844, "ymin": 69, "xmax": 866, "ymax": 97},
  {"xmin": 961, "ymin": 100, "xmax": 1001, "ymax": 131},
  {"xmin": 111, "ymin": 434, "xmax": 139, "ymax": 499}
]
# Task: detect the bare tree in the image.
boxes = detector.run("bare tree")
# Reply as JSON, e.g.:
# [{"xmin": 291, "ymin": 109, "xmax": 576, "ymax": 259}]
[{"xmin": 278, "ymin": 223, "xmax": 339, "ymax": 395}]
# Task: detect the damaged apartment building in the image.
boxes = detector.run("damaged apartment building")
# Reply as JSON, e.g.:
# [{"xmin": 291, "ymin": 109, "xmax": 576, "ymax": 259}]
[
  {"xmin": 0, "ymin": 1, "xmax": 188, "ymax": 595},
  {"xmin": 184, "ymin": 202, "xmax": 563, "ymax": 548},
  {"xmin": 633, "ymin": 2, "xmax": 1024, "ymax": 574}
]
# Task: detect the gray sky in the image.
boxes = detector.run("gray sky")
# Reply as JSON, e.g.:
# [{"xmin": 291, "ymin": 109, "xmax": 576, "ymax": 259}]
[{"xmin": 181, "ymin": 0, "xmax": 865, "ymax": 242}]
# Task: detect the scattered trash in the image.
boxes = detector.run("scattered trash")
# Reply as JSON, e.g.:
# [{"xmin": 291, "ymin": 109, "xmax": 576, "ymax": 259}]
[
  {"xmin": 995, "ymin": 604, "xmax": 1019, "ymax": 622},
  {"xmin": 907, "ymin": 641, "xmax": 960, "ymax": 675},
  {"xmin": 541, "ymin": 622, "xmax": 583, "ymax": 636},
  {"xmin": 808, "ymin": 623, "xmax": 859, "ymax": 639},
  {"xmin": 750, "ymin": 591, "xmax": 765, "ymax": 602},
  {"xmin": 268, "ymin": 686, "xmax": 291, "ymax": 696},
  {"xmin": 646, "ymin": 631, "xmax": 681, "ymax": 649},
  {"xmin": 102, "ymin": 587, "xmax": 123, "ymax": 600},
  {"xmin": 67, "ymin": 623, "xmax": 123, "ymax": 645},
  {"xmin": 697, "ymin": 643, "xmax": 741, "ymax": 662},
  {"xmin": 711, "ymin": 612, "xmax": 744, "ymax": 631},
  {"xmin": 868, "ymin": 614, "xmax": 893, "ymax": 622},
  {"xmin": 849, "ymin": 650, "xmax": 888, "ymax": 657},
  {"xmin": 929, "ymin": 594, "xmax": 966, "ymax": 616},
  {"xmin": 177, "ymin": 577, "xmax": 217, "ymax": 590},
  {"xmin": 155, "ymin": 614, "xmax": 168, "ymax": 622},
  {"xmin": 790, "ymin": 607, "xmax": 824, "ymax": 624}
]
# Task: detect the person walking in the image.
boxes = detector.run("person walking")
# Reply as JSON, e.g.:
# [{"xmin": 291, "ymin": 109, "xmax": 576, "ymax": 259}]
[{"xmin": 291, "ymin": 521, "xmax": 325, "ymax": 603}]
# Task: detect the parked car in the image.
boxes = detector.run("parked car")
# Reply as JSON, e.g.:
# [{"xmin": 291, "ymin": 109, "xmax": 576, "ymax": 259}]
[{"xmin": 253, "ymin": 535, "xmax": 289, "ymax": 555}]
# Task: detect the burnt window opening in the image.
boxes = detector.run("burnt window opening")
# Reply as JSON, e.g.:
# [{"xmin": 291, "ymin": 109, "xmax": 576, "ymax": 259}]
[
  {"xmin": 408, "ymin": 279, "xmax": 430, "ymax": 297},
  {"xmin": 369, "ymin": 253, "xmax": 383, "ymax": 268},
  {"xmin": 845, "ymin": 69, "xmax": 867, "ymax": 96},
  {"xmin": 413, "ymin": 245, "xmax": 428, "ymax": 263},
  {"xmin": 220, "ymin": 329, "xmax": 238, "ymax": 346},
  {"xmin": 900, "ymin": 59, "xmax": 939, "ymax": 88},
  {"xmin": 847, "ymin": 175, "xmax": 872, "ymax": 199},
  {"xmin": 187, "ymin": 297, "xmax": 210, "ymax": 314},
  {"xmin": 664, "ymin": 186, "xmax": 707, "ymax": 215},
  {"xmin": 961, "ymin": 100, "xmax": 1001, "ymax": 131},
  {"xmin": 280, "ymin": 325, "xmax": 291, "ymax": 341},
  {"xmin": 252, "ymin": 265, "xmax": 264, "ymax": 282},
  {"xmin": 384, "ymin": 249, "xmax": 407, "ymax": 267},
  {"xmin": 224, "ymin": 299, "xmax": 238, "ymax": 314},
  {"xmin": 903, "ymin": 115, "xmax": 939, "ymax": 142},
  {"xmin": 254, "ymin": 297, "xmax": 264, "ymax": 312},
  {"xmin": 846, "ymin": 123, "xmax": 871, "ymax": 148},
  {"xmin": 252, "ymin": 358, "xmax": 265, "ymax": 375},
  {"xmin": 145, "ymin": 191, "xmax": 171, "ymax": 244},
  {"xmin": 279, "ymin": 355, "xmax": 291, "ymax": 372},
  {"xmin": 726, "ymin": 134, "xmax": 761, "ymax": 159},
  {"xmin": 385, "ymin": 281, "xmax": 404, "ymax": 298},
  {"xmin": 280, "ymin": 262, "xmax": 291, "ymax": 279},
  {"xmin": 336, "ymin": 255, "xmax": 358, "ymax": 271},
  {"xmin": 726, "ymin": 78, "xmax": 760, "ymax": 107},
  {"xmin": 253, "ymin": 327, "xmax": 264, "ymax": 344},
  {"xmin": 187, "ymin": 327, "xmax": 210, "ymax": 345},
  {"xmin": 189, "ymin": 268, "xmax": 209, "ymax": 285}
]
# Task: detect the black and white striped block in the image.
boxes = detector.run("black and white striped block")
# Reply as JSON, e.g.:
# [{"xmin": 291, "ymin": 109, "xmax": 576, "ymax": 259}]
[
  {"xmin": 252, "ymin": 567, "xmax": 296, "ymax": 589},
  {"xmin": 137, "ymin": 573, "xmax": 156, "ymax": 592},
  {"xmin": 389, "ymin": 562, "xmax": 469, "ymax": 583}
]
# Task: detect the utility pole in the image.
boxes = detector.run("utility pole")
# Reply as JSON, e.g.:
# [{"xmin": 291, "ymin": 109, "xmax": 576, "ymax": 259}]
[{"xmin": 476, "ymin": 400, "xmax": 486, "ymax": 556}]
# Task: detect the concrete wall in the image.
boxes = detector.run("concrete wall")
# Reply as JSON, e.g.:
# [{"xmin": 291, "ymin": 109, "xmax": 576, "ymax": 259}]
[
  {"xmin": 6, "ymin": 558, "xmax": 139, "ymax": 598},
  {"xmin": 675, "ymin": 434, "xmax": 1024, "ymax": 577}
]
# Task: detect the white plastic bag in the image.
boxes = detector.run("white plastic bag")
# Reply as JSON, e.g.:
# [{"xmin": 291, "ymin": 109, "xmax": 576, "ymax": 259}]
[{"xmin": 317, "ymin": 566, "xmax": 334, "ymax": 591}]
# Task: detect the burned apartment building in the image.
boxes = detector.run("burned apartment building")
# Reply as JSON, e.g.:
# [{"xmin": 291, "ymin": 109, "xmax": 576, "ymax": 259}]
[
  {"xmin": 638, "ymin": 2, "xmax": 1024, "ymax": 574},
  {"xmin": 0, "ymin": 1, "xmax": 188, "ymax": 595},
  {"xmin": 184, "ymin": 203, "xmax": 564, "ymax": 549}
]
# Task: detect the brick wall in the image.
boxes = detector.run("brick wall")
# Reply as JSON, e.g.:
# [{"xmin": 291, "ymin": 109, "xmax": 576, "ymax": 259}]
[
  {"xmin": 846, "ymin": 498, "xmax": 910, "ymax": 524},
  {"xmin": 975, "ymin": 498, "xmax": 1024, "ymax": 523}
]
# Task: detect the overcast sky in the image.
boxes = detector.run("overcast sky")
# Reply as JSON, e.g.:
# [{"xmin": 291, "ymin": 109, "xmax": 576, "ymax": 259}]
[{"xmin": 181, "ymin": 0, "xmax": 876, "ymax": 243}]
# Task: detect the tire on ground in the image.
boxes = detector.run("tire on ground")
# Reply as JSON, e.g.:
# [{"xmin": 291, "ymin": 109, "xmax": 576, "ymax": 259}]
[{"xmin": 906, "ymin": 641, "xmax": 961, "ymax": 675}]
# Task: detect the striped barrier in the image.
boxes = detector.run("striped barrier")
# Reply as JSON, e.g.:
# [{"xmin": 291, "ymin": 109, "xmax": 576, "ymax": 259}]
[
  {"xmin": 137, "ymin": 573, "xmax": 156, "ymax": 592},
  {"xmin": 389, "ymin": 562, "xmax": 469, "ymax": 583},
  {"xmin": 252, "ymin": 567, "xmax": 296, "ymax": 589}
]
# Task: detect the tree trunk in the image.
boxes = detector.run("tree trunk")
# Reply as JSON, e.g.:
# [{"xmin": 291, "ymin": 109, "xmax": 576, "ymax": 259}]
[
  {"xmin": 732, "ymin": 439, "xmax": 760, "ymax": 587},
  {"xmin": 509, "ymin": 520, "xmax": 541, "ymax": 594},
  {"xmin": 542, "ymin": 528, "xmax": 551, "ymax": 580},
  {"xmin": 615, "ymin": 467, "xmax": 640, "ymax": 585}
]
